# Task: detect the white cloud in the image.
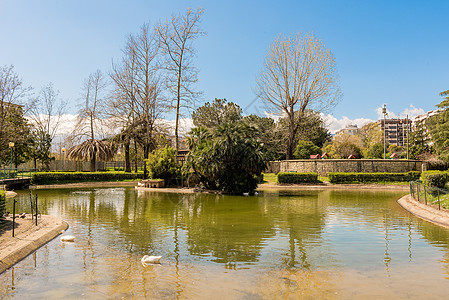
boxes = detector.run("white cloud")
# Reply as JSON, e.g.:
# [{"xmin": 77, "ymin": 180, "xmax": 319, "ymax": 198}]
[
  {"xmin": 375, "ymin": 104, "xmax": 425, "ymax": 120},
  {"xmin": 156, "ymin": 118, "xmax": 194, "ymax": 136},
  {"xmin": 263, "ymin": 111, "xmax": 282, "ymax": 122},
  {"xmin": 322, "ymin": 114, "xmax": 373, "ymax": 134}
]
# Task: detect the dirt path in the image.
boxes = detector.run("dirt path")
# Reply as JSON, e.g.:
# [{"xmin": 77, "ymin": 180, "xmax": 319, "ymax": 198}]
[{"xmin": 0, "ymin": 214, "xmax": 68, "ymax": 274}]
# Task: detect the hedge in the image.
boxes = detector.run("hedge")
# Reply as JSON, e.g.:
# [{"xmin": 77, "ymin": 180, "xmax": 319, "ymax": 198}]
[
  {"xmin": 0, "ymin": 190, "xmax": 5, "ymax": 216},
  {"xmin": 31, "ymin": 172, "xmax": 144, "ymax": 185},
  {"xmin": 328, "ymin": 171, "xmax": 421, "ymax": 184},
  {"xmin": 277, "ymin": 172, "xmax": 318, "ymax": 184},
  {"xmin": 420, "ymin": 171, "xmax": 448, "ymax": 188}
]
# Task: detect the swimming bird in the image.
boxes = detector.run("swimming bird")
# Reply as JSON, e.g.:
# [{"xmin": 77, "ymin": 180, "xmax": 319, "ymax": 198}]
[
  {"xmin": 141, "ymin": 255, "xmax": 162, "ymax": 266},
  {"xmin": 60, "ymin": 235, "xmax": 75, "ymax": 242}
]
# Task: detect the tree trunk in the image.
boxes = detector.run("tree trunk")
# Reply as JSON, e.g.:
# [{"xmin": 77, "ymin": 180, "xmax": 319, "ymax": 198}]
[
  {"xmin": 143, "ymin": 145, "xmax": 149, "ymax": 179},
  {"xmin": 125, "ymin": 142, "xmax": 131, "ymax": 173},
  {"xmin": 286, "ymin": 114, "xmax": 295, "ymax": 160},
  {"xmin": 90, "ymin": 157, "xmax": 96, "ymax": 172},
  {"xmin": 134, "ymin": 140, "xmax": 138, "ymax": 173}
]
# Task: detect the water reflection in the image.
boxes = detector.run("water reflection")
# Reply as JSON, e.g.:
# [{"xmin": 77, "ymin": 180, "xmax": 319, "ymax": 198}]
[{"xmin": 3, "ymin": 188, "xmax": 449, "ymax": 298}]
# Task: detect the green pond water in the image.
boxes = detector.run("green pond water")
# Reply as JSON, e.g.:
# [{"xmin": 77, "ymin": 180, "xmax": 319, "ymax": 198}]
[{"xmin": 2, "ymin": 187, "xmax": 449, "ymax": 299}]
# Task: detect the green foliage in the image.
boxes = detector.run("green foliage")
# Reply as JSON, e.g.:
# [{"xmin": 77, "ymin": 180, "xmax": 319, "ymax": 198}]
[
  {"xmin": 429, "ymin": 91, "xmax": 449, "ymax": 161},
  {"xmin": 334, "ymin": 142, "xmax": 362, "ymax": 159},
  {"xmin": 366, "ymin": 143, "xmax": 384, "ymax": 159},
  {"xmin": 409, "ymin": 119, "xmax": 432, "ymax": 159},
  {"xmin": 328, "ymin": 172, "xmax": 421, "ymax": 184},
  {"xmin": 146, "ymin": 146, "xmax": 180, "ymax": 183},
  {"xmin": 277, "ymin": 172, "xmax": 318, "ymax": 184},
  {"xmin": 427, "ymin": 159, "xmax": 449, "ymax": 171},
  {"xmin": 0, "ymin": 104, "xmax": 32, "ymax": 166},
  {"xmin": 186, "ymin": 122, "xmax": 268, "ymax": 195},
  {"xmin": 31, "ymin": 172, "xmax": 143, "ymax": 185},
  {"xmin": 277, "ymin": 110, "xmax": 331, "ymax": 154},
  {"xmin": 192, "ymin": 98, "xmax": 242, "ymax": 129},
  {"xmin": 420, "ymin": 171, "xmax": 448, "ymax": 188},
  {"xmin": 243, "ymin": 115, "xmax": 284, "ymax": 161},
  {"xmin": 293, "ymin": 140, "xmax": 322, "ymax": 159},
  {"xmin": 0, "ymin": 190, "xmax": 5, "ymax": 215},
  {"xmin": 29, "ymin": 129, "xmax": 53, "ymax": 169}
]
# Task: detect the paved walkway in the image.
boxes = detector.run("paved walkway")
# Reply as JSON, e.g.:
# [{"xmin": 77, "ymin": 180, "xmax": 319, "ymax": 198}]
[
  {"xmin": 0, "ymin": 214, "xmax": 68, "ymax": 274},
  {"xmin": 398, "ymin": 194, "xmax": 449, "ymax": 228}
]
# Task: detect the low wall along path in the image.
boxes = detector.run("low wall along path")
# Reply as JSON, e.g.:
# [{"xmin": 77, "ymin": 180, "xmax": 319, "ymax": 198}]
[{"xmin": 267, "ymin": 159, "xmax": 425, "ymax": 176}]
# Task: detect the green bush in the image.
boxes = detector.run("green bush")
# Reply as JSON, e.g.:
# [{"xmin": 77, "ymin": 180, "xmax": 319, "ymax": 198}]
[
  {"xmin": 277, "ymin": 172, "xmax": 318, "ymax": 184},
  {"xmin": 294, "ymin": 140, "xmax": 322, "ymax": 159},
  {"xmin": 0, "ymin": 190, "xmax": 5, "ymax": 216},
  {"xmin": 146, "ymin": 146, "xmax": 180, "ymax": 184},
  {"xmin": 31, "ymin": 172, "xmax": 143, "ymax": 185},
  {"xmin": 328, "ymin": 172, "xmax": 421, "ymax": 184},
  {"xmin": 421, "ymin": 171, "xmax": 448, "ymax": 188}
]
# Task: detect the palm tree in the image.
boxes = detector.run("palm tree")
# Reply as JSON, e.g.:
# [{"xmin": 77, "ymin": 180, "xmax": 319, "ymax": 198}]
[{"xmin": 67, "ymin": 139, "xmax": 115, "ymax": 172}]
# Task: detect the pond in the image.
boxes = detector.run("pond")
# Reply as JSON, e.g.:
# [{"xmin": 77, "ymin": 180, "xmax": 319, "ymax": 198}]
[{"xmin": 1, "ymin": 187, "xmax": 449, "ymax": 299}]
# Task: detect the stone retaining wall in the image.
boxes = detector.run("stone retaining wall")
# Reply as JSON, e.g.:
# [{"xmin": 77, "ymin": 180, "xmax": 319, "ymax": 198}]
[{"xmin": 267, "ymin": 159, "xmax": 425, "ymax": 176}]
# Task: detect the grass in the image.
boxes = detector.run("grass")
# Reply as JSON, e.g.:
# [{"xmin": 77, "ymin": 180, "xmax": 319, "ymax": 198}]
[
  {"xmin": 414, "ymin": 189, "xmax": 449, "ymax": 209},
  {"xmin": 318, "ymin": 176, "xmax": 329, "ymax": 183},
  {"xmin": 262, "ymin": 173, "xmax": 277, "ymax": 184}
]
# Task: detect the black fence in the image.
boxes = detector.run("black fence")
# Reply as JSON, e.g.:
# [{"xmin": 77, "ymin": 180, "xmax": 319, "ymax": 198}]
[
  {"xmin": 0, "ymin": 192, "xmax": 40, "ymax": 237},
  {"xmin": 410, "ymin": 180, "xmax": 449, "ymax": 210}
]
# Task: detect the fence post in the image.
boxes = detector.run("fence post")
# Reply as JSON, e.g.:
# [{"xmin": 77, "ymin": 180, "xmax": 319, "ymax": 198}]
[
  {"xmin": 12, "ymin": 198, "xmax": 16, "ymax": 237},
  {"xmin": 30, "ymin": 191, "xmax": 34, "ymax": 221},
  {"xmin": 438, "ymin": 189, "xmax": 441, "ymax": 210},
  {"xmin": 416, "ymin": 183, "xmax": 420, "ymax": 202},
  {"xmin": 424, "ymin": 185, "xmax": 427, "ymax": 205},
  {"xmin": 35, "ymin": 194, "xmax": 38, "ymax": 226}
]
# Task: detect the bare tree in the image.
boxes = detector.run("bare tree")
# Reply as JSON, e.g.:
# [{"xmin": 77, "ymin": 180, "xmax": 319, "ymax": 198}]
[
  {"xmin": 156, "ymin": 8, "xmax": 205, "ymax": 153},
  {"xmin": 27, "ymin": 83, "xmax": 67, "ymax": 169},
  {"xmin": 0, "ymin": 65, "xmax": 31, "ymax": 136},
  {"xmin": 256, "ymin": 33, "xmax": 341, "ymax": 159},
  {"xmin": 67, "ymin": 70, "xmax": 114, "ymax": 171},
  {"xmin": 28, "ymin": 83, "xmax": 67, "ymax": 143},
  {"xmin": 110, "ymin": 24, "xmax": 166, "ymax": 176}
]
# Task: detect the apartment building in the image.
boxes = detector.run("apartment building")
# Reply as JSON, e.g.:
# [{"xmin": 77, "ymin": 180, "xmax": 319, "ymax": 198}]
[{"xmin": 378, "ymin": 118, "xmax": 412, "ymax": 146}]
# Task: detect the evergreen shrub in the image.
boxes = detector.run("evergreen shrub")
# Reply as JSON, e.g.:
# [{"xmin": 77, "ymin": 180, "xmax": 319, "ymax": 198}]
[
  {"xmin": 31, "ymin": 172, "xmax": 143, "ymax": 185},
  {"xmin": 328, "ymin": 172, "xmax": 421, "ymax": 184},
  {"xmin": 0, "ymin": 190, "xmax": 5, "ymax": 216},
  {"xmin": 421, "ymin": 171, "xmax": 448, "ymax": 188},
  {"xmin": 277, "ymin": 172, "xmax": 318, "ymax": 184}
]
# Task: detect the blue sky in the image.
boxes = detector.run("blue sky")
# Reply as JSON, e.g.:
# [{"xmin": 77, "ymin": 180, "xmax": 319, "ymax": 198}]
[{"xmin": 1, "ymin": 0, "xmax": 448, "ymax": 128}]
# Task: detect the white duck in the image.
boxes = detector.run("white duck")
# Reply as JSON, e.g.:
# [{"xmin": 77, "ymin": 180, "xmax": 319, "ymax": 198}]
[
  {"xmin": 60, "ymin": 235, "xmax": 75, "ymax": 242},
  {"xmin": 141, "ymin": 255, "xmax": 162, "ymax": 266}
]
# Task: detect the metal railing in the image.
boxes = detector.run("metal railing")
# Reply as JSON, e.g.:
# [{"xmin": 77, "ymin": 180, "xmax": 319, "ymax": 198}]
[
  {"xmin": 410, "ymin": 180, "xmax": 449, "ymax": 210},
  {"xmin": 0, "ymin": 168, "xmax": 36, "ymax": 180},
  {"xmin": 0, "ymin": 192, "xmax": 40, "ymax": 237}
]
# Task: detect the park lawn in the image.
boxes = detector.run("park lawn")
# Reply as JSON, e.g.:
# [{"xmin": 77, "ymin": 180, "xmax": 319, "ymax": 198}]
[{"xmin": 262, "ymin": 173, "xmax": 278, "ymax": 184}]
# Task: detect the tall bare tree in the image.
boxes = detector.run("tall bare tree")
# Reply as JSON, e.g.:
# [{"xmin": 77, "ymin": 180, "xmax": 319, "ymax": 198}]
[
  {"xmin": 28, "ymin": 83, "xmax": 67, "ymax": 168},
  {"xmin": 68, "ymin": 70, "xmax": 114, "ymax": 171},
  {"xmin": 110, "ymin": 24, "xmax": 166, "ymax": 176},
  {"xmin": 156, "ymin": 8, "xmax": 205, "ymax": 153},
  {"xmin": 28, "ymin": 83, "xmax": 67, "ymax": 139},
  {"xmin": 256, "ymin": 33, "xmax": 341, "ymax": 159}
]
